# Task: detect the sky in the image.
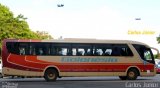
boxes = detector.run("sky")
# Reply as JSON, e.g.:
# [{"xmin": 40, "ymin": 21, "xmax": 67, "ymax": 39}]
[{"xmin": 0, "ymin": 0, "xmax": 160, "ymax": 52}]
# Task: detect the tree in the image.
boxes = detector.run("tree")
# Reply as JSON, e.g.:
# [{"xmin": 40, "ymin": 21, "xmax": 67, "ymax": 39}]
[
  {"xmin": 0, "ymin": 4, "xmax": 53, "ymax": 56},
  {"xmin": 157, "ymin": 35, "xmax": 160, "ymax": 43},
  {"xmin": 156, "ymin": 35, "xmax": 160, "ymax": 58}
]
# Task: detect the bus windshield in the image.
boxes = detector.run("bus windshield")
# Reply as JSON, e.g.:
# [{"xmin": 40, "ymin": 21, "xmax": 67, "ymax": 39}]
[{"xmin": 133, "ymin": 44, "xmax": 155, "ymax": 64}]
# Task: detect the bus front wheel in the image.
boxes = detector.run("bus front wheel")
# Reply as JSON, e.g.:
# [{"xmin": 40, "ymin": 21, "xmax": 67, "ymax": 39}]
[
  {"xmin": 44, "ymin": 69, "xmax": 58, "ymax": 82},
  {"xmin": 127, "ymin": 69, "xmax": 138, "ymax": 80}
]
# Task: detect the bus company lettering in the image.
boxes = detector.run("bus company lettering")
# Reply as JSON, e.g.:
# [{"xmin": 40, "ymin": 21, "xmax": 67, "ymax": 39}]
[{"xmin": 61, "ymin": 57, "xmax": 118, "ymax": 62}]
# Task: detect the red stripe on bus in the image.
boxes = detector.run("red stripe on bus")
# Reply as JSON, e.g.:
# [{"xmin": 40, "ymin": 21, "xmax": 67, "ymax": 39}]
[{"xmin": 5, "ymin": 54, "xmax": 154, "ymax": 72}]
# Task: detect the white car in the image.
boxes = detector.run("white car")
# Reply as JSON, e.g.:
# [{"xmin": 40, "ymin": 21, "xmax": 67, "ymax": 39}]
[
  {"xmin": 155, "ymin": 59, "xmax": 160, "ymax": 74},
  {"xmin": 155, "ymin": 59, "xmax": 160, "ymax": 66},
  {"xmin": 0, "ymin": 59, "xmax": 2, "ymax": 78}
]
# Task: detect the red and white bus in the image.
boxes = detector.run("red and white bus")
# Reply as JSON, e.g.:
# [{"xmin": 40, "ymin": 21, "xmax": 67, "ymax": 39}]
[{"xmin": 1, "ymin": 39, "xmax": 157, "ymax": 81}]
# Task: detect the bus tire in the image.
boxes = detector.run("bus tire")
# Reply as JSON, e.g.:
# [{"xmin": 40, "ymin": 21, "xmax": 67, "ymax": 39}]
[
  {"xmin": 127, "ymin": 69, "xmax": 138, "ymax": 80},
  {"xmin": 119, "ymin": 76, "xmax": 127, "ymax": 80},
  {"xmin": 44, "ymin": 69, "xmax": 58, "ymax": 82}
]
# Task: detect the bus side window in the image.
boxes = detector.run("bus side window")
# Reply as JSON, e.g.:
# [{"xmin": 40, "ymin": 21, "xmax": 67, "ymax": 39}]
[
  {"xmin": 71, "ymin": 44, "xmax": 92, "ymax": 56},
  {"xmin": 38, "ymin": 48, "xmax": 44, "ymax": 55},
  {"xmin": 6, "ymin": 42, "xmax": 19, "ymax": 54},
  {"xmin": 120, "ymin": 47, "xmax": 133, "ymax": 56},
  {"xmin": 50, "ymin": 45, "xmax": 57, "ymax": 55},
  {"xmin": 51, "ymin": 46, "xmax": 62, "ymax": 55},
  {"xmin": 77, "ymin": 48, "xmax": 85, "ymax": 56},
  {"xmin": 19, "ymin": 47, "xmax": 25, "ymax": 55},
  {"xmin": 18, "ymin": 43, "xmax": 29, "ymax": 55},
  {"xmin": 111, "ymin": 47, "xmax": 121, "ymax": 56},
  {"xmin": 61, "ymin": 48, "xmax": 68, "ymax": 56},
  {"xmin": 86, "ymin": 49, "xmax": 92, "ymax": 56},
  {"xmin": 111, "ymin": 44, "xmax": 133, "ymax": 56},
  {"xmin": 51, "ymin": 44, "xmax": 71, "ymax": 56},
  {"xmin": 96, "ymin": 49, "xmax": 103, "ymax": 56},
  {"xmin": 94, "ymin": 44, "xmax": 113, "ymax": 56},
  {"xmin": 57, "ymin": 48, "xmax": 62, "ymax": 55},
  {"xmin": 29, "ymin": 43, "xmax": 50, "ymax": 56},
  {"xmin": 104, "ymin": 49, "xmax": 112, "ymax": 56},
  {"xmin": 29, "ymin": 44, "xmax": 36, "ymax": 55},
  {"xmin": 72, "ymin": 48, "xmax": 77, "ymax": 55}
]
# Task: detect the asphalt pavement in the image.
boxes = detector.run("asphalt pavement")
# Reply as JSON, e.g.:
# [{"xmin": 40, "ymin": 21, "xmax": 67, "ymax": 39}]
[{"xmin": 0, "ymin": 74, "xmax": 160, "ymax": 88}]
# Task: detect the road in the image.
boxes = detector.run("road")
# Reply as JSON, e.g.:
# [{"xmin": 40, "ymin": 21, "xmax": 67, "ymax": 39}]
[{"xmin": 0, "ymin": 74, "xmax": 160, "ymax": 88}]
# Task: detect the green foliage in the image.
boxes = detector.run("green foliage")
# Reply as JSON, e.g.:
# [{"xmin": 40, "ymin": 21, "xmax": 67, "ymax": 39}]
[
  {"xmin": 154, "ymin": 54, "xmax": 158, "ymax": 59},
  {"xmin": 0, "ymin": 4, "xmax": 53, "ymax": 57},
  {"xmin": 157, "ymin": 35, "xmax": 160, "ymax": 44}
]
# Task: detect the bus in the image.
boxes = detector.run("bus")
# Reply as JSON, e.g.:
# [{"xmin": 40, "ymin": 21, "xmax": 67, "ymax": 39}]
[{"xmin": 1, "ymin": 38, "xmax": 158, "ymax": 81}]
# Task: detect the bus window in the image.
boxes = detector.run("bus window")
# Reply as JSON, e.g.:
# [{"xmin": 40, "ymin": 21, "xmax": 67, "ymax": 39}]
[
  {"xmin": 51, "ymin": 43, "xmax": 71, "ymax": 56},
  {"xmin": 6, "ymin": 42, "xmax": 19, "ymax": 54},
  {"xmin": 93, "ymin": 44, "xmax": 133, "ymax": 56},
  {"xmin": 133, "ymin": 44, "xmax": 154, "ymax": 64},
  {"xmin": 86, "ymin": 48, "xmax": 92, "ymax": 56},
  {"xmin": 111, "ymin": 44, "xmax": 133, "ymax": 56},
  {"xmin": 61, "ymin": 48, "xmax": 68, "ymax": 55},
  {"xmin": 19, "ymin": 47, "xmax": 25, "ymax": 55},
  {"xmin": 71, "ymin": 44, "xmax": 92, "ymax": 56},
  {"xmin": 29, "ymin": 43, "xmax": 50, "ymax": 55},
  {"xmin": 93, "ymin": 44, "xmax": 105, "ymax": 56},
  {"xmin": 29, "ymin": 44, "xmax": 36, "ymax": 55},
  {"xmin": 111, "ymin": 47, "xmax": 121, "ymax": 56},
  {"xmin": 77, "ymin": 48, "xmax": 85, "ymax": 56},
  {"xmin": 144, "ymin": 50, "xmax": 152, "ymax": 61},
  {"xmin": 120, "ymin": 47, "xmax": 133, "ymax": 56},
  {"xmin": 94, "ymin": 44, "xmax": 114, "ymax": 56},
  {"xmin": 72, "ymin": 48, "xmax": 77, "ymax": 56},
  {"xmin": 19, "ymin": 43, "xmax": 29, "ymax": 55},
  {"xmin": 94, "ymin": 49, "xmax": 103, "ymax": 56},
  {"xmin": 105, "ymin": 49, "xmax": 112, "ymax": 55}
]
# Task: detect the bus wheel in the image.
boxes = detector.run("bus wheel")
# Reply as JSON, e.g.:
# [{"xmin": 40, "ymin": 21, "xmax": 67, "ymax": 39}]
[
  {"xmin": 127, "ymin": 69, "xmax": 138, "ymax": 80},
  {"xmin": 44, "ymin": 69, "xmax": 58, "ymax": 82},
  {"xmin": 119, "ymin": 76, "xmax": 127, "ymax": 80}
]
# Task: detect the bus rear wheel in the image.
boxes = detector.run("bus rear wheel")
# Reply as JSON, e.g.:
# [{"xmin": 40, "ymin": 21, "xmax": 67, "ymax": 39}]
[
  {"xmin": 119, "ymin": 76, "xmax": 127, "ymax": 80},
  {"xmin": 127, "ymin": 69, "xmax": 138, "ymax": 80},
  {"xmin": 44, "ymin": 69, "xmax": 58, "ymax": 82}
]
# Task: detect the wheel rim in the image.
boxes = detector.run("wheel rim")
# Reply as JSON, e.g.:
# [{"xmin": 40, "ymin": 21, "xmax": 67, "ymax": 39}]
[
  {"xmin": 128, "ymin": 71, "xmax": 135, "ymax": 78},
  {"xmin": 47, "ymin": 72, "xmax": 55, "ymax": 79}
]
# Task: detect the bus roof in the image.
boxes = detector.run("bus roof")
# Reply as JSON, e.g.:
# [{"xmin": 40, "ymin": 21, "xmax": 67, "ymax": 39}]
[{"xmin": 4, "ymin": 38, "xmax": 148, "ymax": 46}]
